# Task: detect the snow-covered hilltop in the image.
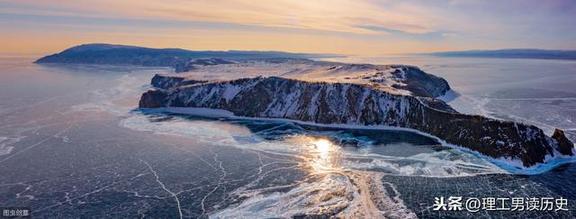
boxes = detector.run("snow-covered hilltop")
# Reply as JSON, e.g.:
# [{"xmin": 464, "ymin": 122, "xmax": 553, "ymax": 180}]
[
  {"xmin": 140, "ymin": 59, "xmax": 574, "ymax": 168},
  {"xmin": 150, "ymin": 59, "xmax": 451, "ymax": 98}
]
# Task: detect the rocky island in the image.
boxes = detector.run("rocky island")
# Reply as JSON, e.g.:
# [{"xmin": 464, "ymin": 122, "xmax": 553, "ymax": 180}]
[{"xmin": 37, "ymin": 44, "xmax": 575, "ymax": 169}]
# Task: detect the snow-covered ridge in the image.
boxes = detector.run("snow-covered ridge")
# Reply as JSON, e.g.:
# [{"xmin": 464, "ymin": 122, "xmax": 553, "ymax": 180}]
[
  {"xmin": 140, "ymin": 74, "xmax": 574, "ymax": 168},
  {"xmin": 151, "ymin": 59, "xmax": 451, "ymax": 98}
]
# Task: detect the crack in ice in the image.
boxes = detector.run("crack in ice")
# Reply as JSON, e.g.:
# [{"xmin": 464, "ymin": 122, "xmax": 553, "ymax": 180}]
[
  {"xmin": 140, "ymin": 159, "xmax": 183, "ymax": 219},
  {"xmin": 200, "ymin": 150, "xmax": 228, "ymax": 217}
]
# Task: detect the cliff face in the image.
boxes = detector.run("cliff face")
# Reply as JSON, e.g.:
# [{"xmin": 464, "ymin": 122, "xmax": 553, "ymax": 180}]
[{"xmin": 140, "ymin": 76, "xmax": 574, "ymax": 167}]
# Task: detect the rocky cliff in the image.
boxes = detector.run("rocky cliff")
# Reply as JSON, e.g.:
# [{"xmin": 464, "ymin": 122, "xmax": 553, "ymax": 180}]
[{"xmin": 140, "ymin": 76, "xmax": 574, "ymax": 167}]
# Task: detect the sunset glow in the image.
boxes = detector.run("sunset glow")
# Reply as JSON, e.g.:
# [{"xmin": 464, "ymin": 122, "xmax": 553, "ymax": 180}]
[{"xmin": 1, "ymin": 0, "xmax": 575, "ymax": 55}]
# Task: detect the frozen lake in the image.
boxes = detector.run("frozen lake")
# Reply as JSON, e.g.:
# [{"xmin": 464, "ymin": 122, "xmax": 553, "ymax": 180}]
[{"xmin": 0, "ymin": 56, "xmax": 574, "ymax": 217}]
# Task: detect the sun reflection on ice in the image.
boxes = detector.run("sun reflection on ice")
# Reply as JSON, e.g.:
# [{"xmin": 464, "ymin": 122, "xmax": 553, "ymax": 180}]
[
  {"xmin": 314, "ymin": 139, "xmax": 331, "ymax": 156},
  {"xmin": 307, "ymin": 138, "xmax": 342, "ymax": 173}
]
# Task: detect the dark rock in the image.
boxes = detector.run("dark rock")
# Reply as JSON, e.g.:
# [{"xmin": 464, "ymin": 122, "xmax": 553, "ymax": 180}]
[
  {"xmin": 552, "ymin": 129, "xmax": 574, "ymax": 156},
  {"xmin": 151, "ymin": 74, "xmax": 185, "ymax": 89},
  {"xmin": 139, "ymin": 90, "xmax": 167, "ymax": 108},
  {"xmin": 391, "ymin": 66, "xmax": 450, "ymax": 97}
]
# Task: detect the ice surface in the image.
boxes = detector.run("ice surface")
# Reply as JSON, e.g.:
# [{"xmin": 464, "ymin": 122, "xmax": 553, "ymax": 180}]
[{"xmin": 2, "ymin": 56, "xmax": 575, "ymax": 218}]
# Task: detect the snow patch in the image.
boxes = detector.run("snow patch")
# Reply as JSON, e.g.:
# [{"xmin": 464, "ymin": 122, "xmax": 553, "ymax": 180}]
[{"xmin": 222, "ymin": 84, "xmax": 241, "ymax": 102}]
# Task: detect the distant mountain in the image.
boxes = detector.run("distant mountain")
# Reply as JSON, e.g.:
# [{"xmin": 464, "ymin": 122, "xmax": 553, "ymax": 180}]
[
  {"xmin": 431, "ymin": 49, "xmax": 576, "ymax": 60},
  {"xmin": 35, "ymin": 43, "xmax": 336, "ymax": 72}
]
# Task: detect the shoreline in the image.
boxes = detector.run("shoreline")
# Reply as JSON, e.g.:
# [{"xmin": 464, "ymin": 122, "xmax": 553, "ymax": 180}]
[{"xmin": 138, "ymin": 107, "xmax": 576, "ymax": 175}]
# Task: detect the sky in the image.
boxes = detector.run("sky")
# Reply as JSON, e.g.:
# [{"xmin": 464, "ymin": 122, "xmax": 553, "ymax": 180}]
[{"xmin": 1, "ymin": 0, "xmax": 575, "ymax": 56}]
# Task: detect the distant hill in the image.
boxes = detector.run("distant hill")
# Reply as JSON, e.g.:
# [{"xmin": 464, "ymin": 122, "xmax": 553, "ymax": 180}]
[
  {"xmin": 35, "ymin": 43, "xmax": 336, "ymax": 72},
  {"xmin": 430, "ymin": 49, "xmax": 576, "ymax": 60}
]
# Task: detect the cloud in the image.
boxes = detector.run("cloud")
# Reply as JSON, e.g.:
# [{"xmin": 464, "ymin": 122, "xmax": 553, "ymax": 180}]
[
  {"xmin": 0, "ymin": 0, "xmax": 442, "ymax": 35},
  {"xmin": 1, "ymin": 0, "xmax": 575, "ymax": 54}
]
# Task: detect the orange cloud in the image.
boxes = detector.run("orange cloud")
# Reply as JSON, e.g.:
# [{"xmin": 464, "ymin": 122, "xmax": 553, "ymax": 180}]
[{"xmin": 1, "ymin": 0, "xmax": 440, "ymax": 35}]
